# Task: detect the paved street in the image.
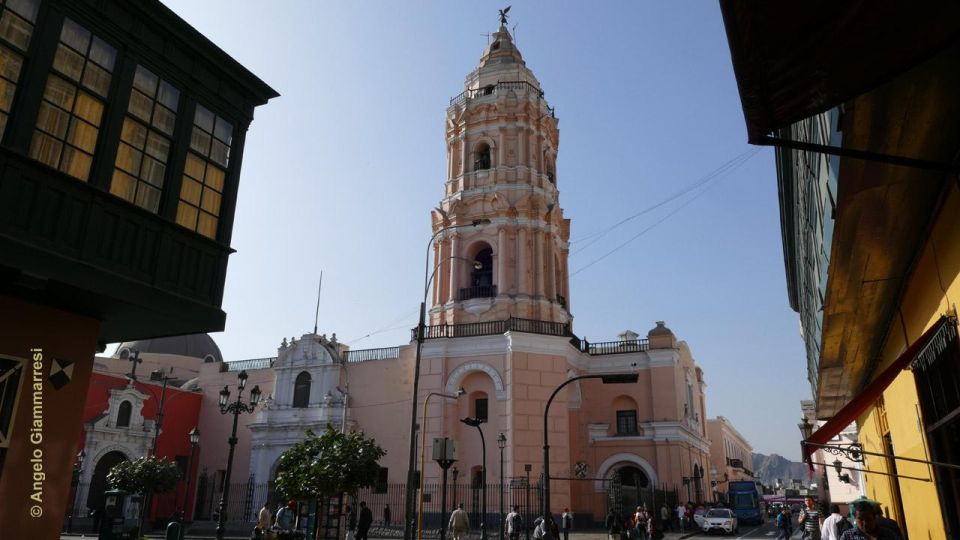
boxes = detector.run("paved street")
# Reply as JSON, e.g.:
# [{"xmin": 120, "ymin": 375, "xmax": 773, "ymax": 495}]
[{"xmin": 680, "ymin": 520, "xmax": 807, "ymax": 539}]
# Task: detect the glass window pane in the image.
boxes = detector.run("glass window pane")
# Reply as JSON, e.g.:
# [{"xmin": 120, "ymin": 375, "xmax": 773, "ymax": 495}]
[
  {"xmin": 157, "ymin": 81, "xmax": 179, "ymax": 110},
  {"xmin": 7, "ymin": 0, "xmax": 40, "ymax": 23},
  {"xmin": 144, "ymin": 131, "xmax": 170, "ymax": 161},
  {"xmin": 60, "ymin": 18, "xmax": 90, "ymax": 54},
  {"xmin": 0, "ymin": 9, "xmax": 31, "ymax": 51},
  {"xmin": 88, "ymin": 37, "xmax": 116, "ymax": 71},
  {"xmin": 81, "ymin": 63, "xmax": 111, "ymax": 97},
  {"xmin": 0, "ymin": 45, "xmax": 23, "ymax": 81},
  {"xmin": 190, "ymin": 126, "xmax": 211, "ymax": 156},
  {"xmin": 213, "ymin": 117, "xmax": 232, "ymax": 145},
  {"xmin": 209, "ymin": 139, "xmax": 229, "ymax": 167},
  {"xmin": 109, "ymin": 170, "xmax": 136, "ymax": 202},
  {"xmin": 115, "ymin": 142, "xmax": 142, "ymax": 175},
  {"xmin": 120, "ymin": 118, "xmax": 147, "ymax": 148},
  {"xmin": 197, "ymin": 212, "xmax": 217, "ymax": 239},
  {"xmin": 133, "ymin": 65, "xmax": 158, "ymax": 97},
  {"xmin": 0, "ymin": 111, "xmax": 7, "ymax": 136},
  {"xmin": 204, "ymin": 165, "xmax": 225, "ymax": 192},
  {"xmin": 176, "ymin": 203, "xmax": 198, "ymax": 229},
  {"xmin": 180, "ymin": 177, "xmax": 201, "ymax": 205},
  {"xmin": 66, "ymin": 118, "xmax": 98, "ymax": 153},
  {"xmin": 184, "ymin": 153, "xmax": 205, "ymax": 180},
  {"xmin": 60, "ymin": 145, "xmax": 92, "ymax": 180},
  {"xmin": 36, "ymin": 102, "xmax": 70, "ymax": 138},
  {"xmin": 0, "ymin": 76, "xmax": 14, "ymax": 111},
  {"xmin": 135, "ymin": 184, "xmax": 161, "ymax": 213},
  {"xmin": 128, "ymin": 90, "xmax": 152, "ymax": 122},
  {"xmin": 43, "ymin": 75, "xmax": 76, "ymax": 110},
  {"xmin": 29, "ymin": 131, "xmax": 62, "ymax": 167},
  {"xmin": 73, "ymin": 91, "xmax": 104, "ymax": 126},
  {"xmin": 141, "ymin": 156, "xmax": 165, "ymax": 187},
  {"xmin": 52, "ymin": 44, "xmax": 84, "ymax": 82},
  {"xmin": 200, "ymin": 188, "xmax": 221, "ymax": 215},
  {"xmin": 193, "ymin": 104, "xmax": 214, "ymax": 132},
  {"xmin": 152, "ymin": 105, "xmax": 176, "ymax": 136}
]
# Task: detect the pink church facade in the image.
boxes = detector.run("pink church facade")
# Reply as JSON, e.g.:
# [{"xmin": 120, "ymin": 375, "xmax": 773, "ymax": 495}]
[{"xmin": 75, "ymin": 20, "xmax": 721, "ymax": 530}]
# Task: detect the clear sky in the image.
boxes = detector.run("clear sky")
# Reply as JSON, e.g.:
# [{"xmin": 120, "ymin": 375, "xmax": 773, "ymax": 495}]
[{"xmin": 147, "ymin": 0, "xmax": 811, "ymax": 460}]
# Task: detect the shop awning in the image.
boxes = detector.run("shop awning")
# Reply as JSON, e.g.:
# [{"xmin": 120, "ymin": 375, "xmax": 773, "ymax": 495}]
[
  {"xmin": 802, "ymin": 316, "xmax": 955, "ymax": 461},
  {"xmin": 719, "ymin": 1, "xmax": 960, "ymax": 143}
]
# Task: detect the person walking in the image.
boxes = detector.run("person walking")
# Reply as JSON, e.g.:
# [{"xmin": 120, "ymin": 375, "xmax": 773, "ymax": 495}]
[
  {"xmin": 820, "ymin": 504, "xmax": 851, "ymax": 540},
  {"xmin": 676, "ymin": 503, "xmax": 686, "ymax": 533},
  {"xmin": 256, "ymin": 501, "xmax": 272, "ymax": 537},
  {"xmin": 507, "ymin": 505, "xmax": 524, "ymax": 540},
  {"xmin": 276, "ymin": 501, "xmax": 298, "ymax": 540},
  {"xmin": 798, "ymin": 496, "xmax": 822, "ymax": 540},
  {"xmin": 357, "ymin": 501, "xmax": 373, "ymax": 540},
  {"xmin": 659, "ymin": 504, "xmax": 670, "ymax": 532},
  {"xmin": 343, "ymin": 504, "xmax": 357, "ymax": 540},
  {"xmin": 645, "ymin": 511, "xmax": 663, "ymax": 540},
  {"xmin": 449, "ymin": 503, "xmax": 470, "ymax": 540},
  {"xmin": 383, "ymin": 504, "xmax": 391, "ymax": 526},
  {"xmin": 839, "ymin": 502, "xmax": 900, "ymax": 540},
  {"xmin": 605, "ymin": 508, "xmax": 622, "ymax": 540},
  {"xmin": 633, "ymin": 506, "xmax": 647, "ymax": 540},
  {"xmin": 560, "ymin": 508, "xmax": 573, "ymax": 540},
  {"xmin": 776, "ymin": 507, "xmax": 793, "ymax": 540}
]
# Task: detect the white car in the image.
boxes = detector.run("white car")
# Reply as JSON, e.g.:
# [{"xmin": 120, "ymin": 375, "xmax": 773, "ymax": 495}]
[{"xmin": 702, "ymin": 508, "xmax": 739, "ymax": 535}]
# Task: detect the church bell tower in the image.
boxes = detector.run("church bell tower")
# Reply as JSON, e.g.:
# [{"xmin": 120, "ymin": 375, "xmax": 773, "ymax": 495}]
[{"xmin": 430, "ymin": 20, "xmax": 570, "ymax": 326}]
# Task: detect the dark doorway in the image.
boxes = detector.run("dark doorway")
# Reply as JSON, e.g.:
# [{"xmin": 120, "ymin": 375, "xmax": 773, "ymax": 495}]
[{"xmin": 87, "ymin": 451, "xmax": 128, "ymax": 511}]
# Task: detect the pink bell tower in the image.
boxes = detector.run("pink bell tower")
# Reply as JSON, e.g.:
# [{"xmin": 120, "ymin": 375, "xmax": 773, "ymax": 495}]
[{"xmin": 431, "ymin": 22, "xmax": 570, "ymax": 327}]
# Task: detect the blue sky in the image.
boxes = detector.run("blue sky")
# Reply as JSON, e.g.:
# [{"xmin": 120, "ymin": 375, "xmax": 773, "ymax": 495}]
[{"xmin": 151, "ymin": 1, "xmax": 810, "ymax": 460}]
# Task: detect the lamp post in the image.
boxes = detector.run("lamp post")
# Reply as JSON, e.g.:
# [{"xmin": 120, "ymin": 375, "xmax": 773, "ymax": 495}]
[
  {"xmin": 215, "ymin": 370, "xmax": 261, "ymax": 540},
  {"xmin": 179, "ymin": 427, "xmax": 200, "ymax": 540},
  {"xmin": 66, "ymin": 449, "xmax": 85, "ymax": 533},
  {"xmin": 460, "ymin": 416, "xmax": 487, "ymax": 540},
  {"xmin": 418, "ymin": 389, "xmax": 465, "ymax": 540},
  {"xmin": 452, "ymin": 467, "xmax": 459, "ymax": 508},
  {"xmin": 524, "ymin": 464, "xmax": 531, "ymax": 540},
  {"xmin": 404, "ymin": 218, "xmax": 490, "ymax": 540},
  {"xmin": 497, "ymin": 433, "xmax": 506, "ymax": 540},
  {"xmin": 149, "ymin": 368, "xmax": 174, "ymax": 456},
  {"xmin": 436, "ymin": 438, "xmax": 457, "ymax": 540},
  {"xmin": 542, "ymin": 373, "xmax": 638, "ymax": 526}
]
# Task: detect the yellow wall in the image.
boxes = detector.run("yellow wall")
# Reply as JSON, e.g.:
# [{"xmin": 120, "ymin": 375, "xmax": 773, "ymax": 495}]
[{"xmin": 852, "ymin": 182, "xmax": 960, "ymax": 539}]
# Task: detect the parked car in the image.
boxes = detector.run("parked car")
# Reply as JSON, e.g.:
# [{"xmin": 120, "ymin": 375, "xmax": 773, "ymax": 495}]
[
  {"xmin": 702, "ymin": 508, "xmax": 739, "ymax": 535},
  {"xmin": 693, "ymin": 506, "xmax": 707, "ymax": 528}
]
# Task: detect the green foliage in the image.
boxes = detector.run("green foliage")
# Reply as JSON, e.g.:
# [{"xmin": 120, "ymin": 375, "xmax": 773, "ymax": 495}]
[
  {"xmin": 106, "ymin": 455, "xmax": 181, "ymax": 496},
  {"xmin": 275, "ymin": 426, "xmax": 386, "ymax": 501}
]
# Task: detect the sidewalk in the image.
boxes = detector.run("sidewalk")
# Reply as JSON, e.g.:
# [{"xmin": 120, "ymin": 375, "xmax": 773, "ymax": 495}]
[{"xmin": 61, "ymin": 532, "xmax": 700, "ymax": 540}]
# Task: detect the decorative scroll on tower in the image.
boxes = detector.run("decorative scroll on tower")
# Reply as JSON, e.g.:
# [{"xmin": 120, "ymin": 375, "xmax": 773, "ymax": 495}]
[{"xmin": 430, "ymin": 23, "xmax": 571, "ymax": 327}]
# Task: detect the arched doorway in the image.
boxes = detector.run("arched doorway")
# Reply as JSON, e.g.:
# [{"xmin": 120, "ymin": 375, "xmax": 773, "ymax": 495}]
[
  {"xmin": 87, "ymin": 451, "xmax": 128, "ymax": 511},
  {"xmin": 615, "ymin": 466, "xmax": 650, "ymax": 513}
]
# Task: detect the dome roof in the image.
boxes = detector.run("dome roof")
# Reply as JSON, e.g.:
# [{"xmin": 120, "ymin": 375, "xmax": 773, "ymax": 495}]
[
  {"xmin": 648, "ymin": 321, "xmax": 674, "ymax": 336},
  {"xmin": 115, "ymin": 333, "xmax": 223, "ymax": 363}
]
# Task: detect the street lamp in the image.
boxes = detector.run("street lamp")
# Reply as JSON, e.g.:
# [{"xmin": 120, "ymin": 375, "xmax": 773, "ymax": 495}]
[
  {"xmin": 179, "ymin": 427, "xmax": 200, "ymax": 540},
  {"xmin": 542, "ymin": 373, "xmax": 638, "ymax": 526},
  {"xmin": 497, "ymin": 433, "xmax": 506, "ymax": 540},
  {"xmin": 215, "ymin": 370, "xmax": 261, "ymax": 540},
  {"xmin": 149, "ymin": 368, "xmax": 174, "ymax": 456},
  {"xmin": 417, "ymin": 389, "xmax": 465, "ymax": 540},
  {"xmin": 66, "ymin": 449, "xmax": 85, "ymax": 533},
  {"xmin": 460, "ymin": 416, "xmax": 488, "ymax": 540},
  {"xmin": 404, "ymin": 218, "xmax": 491, "ymax": 540},
  {"xmin": 452, "ymin": 467, "xmax": 460, "ymax": 508}
]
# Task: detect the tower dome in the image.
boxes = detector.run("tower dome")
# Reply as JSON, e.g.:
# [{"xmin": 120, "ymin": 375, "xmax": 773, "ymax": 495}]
[{"xmin": 115, "ymin": 333, "xmax": 224, "ymax": 363}]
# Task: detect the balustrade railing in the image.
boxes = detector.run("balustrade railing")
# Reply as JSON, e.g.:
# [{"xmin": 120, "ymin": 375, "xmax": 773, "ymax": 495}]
[
  {"xmin": 449, "ymin": 81, "xmax": 548, "ymax": 109},
  {"xmin": 344, "ymin": 347, "xmax": 401, "ymax": 363},
  {"xmin": 223, "ymin": 357, "xmax": 275, "ymax": 372},
  {"xmin": 458, "ymin": 284, "xmax": 497, "ymax": 301}
]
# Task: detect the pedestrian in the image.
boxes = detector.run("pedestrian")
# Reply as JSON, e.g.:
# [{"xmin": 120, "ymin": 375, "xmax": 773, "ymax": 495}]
[
  {"xmin": 646, "ymin": 511, "xmax": 664, "ymax": 540},
  {"xmin": 676, "ymin": 503, "xmax": 686, "ymax": 533},
  {"xmin": 343, "ymin": 504, "xmax": 357, "ymax": 540},
  {"xmin": 798, "ymin": 496, "xmax": 822, "ymax": 540},
  {"xmin": 873, "ymin": 504, "xmax": 904, "ymax": 540},
  {"xmin": 839, "ymin": 502, "xmax": 900, "ymax": 540},
  {"xmin": 776, "ymin": 507, "xmax": 792, "ymax": 540},
  {"xmin": 357, "ymin": 501, "xmax": 373, "ymax": 540},
  {"xmin": 449, "ymin": 503, "xmax": 470, "ymax": 540},
  {"xmin": 256, "ymin": 501, "xmax": 272, "ymax": 538},
  {"xmin": 820, "ymin": 504, "xmax": 851, "ymax": 540},
  {"xmin": 90, "ymin": 507, "xmax": 102, "ymax": 534},
  {"xmin": 384, "ymin": 504, "xmax": 391, "ymax": 526},
  {"xmin": 276, "ymin": 501, "xmax": 297, "ymax": 540},
  {"xmin": 560, "ymin": 508, "xmax": 573, "ymax": 540},
  {"xmin": 659, "ymin": 504, "xmax": 670, "ymax": 532},
  {"xmin": 633, "ymin": 506, "xmax": 647, "ymax": 540},
  {"xmin": 507, "ymin": 505, "xmax": 525, "ymax": 540},
  {"xmin": 605, "ymin": 508, "xmax": 622, "ymax": 540}
]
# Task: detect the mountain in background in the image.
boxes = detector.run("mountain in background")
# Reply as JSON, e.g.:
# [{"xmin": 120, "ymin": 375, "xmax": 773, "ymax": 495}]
[{"xmin": 752, "ymin": 452, "xmax": 809, "ymax": 486}]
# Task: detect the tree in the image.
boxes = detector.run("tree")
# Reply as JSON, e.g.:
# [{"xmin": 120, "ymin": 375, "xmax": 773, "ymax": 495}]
[
  {"xmin": 107, "ymin": 456, "xmax": 181, "ymax": 536},
  {"xmin": 275, "ymin": 427, "xmax": 386, "ymax": 539}
]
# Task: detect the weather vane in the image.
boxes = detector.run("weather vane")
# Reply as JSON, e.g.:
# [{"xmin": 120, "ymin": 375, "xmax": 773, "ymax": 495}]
[{"xmin": 499, "ymin": 6, "xmax": 511, "ymax": 26}]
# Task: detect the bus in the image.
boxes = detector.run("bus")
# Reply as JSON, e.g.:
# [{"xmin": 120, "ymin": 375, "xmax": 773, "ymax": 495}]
[{"xmin": 727, "ymin": 481, "xmax": 764, "ymax": 525}]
